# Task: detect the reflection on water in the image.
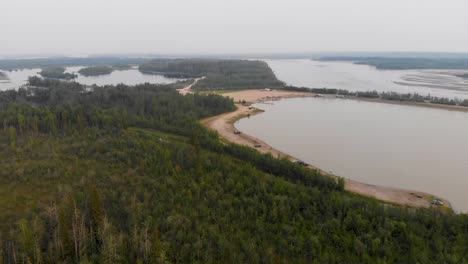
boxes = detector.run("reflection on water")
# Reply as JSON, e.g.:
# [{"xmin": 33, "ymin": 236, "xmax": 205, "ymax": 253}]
[
  {"xmin": 0, "ymin": 68, "xmax": 40, "ymax": 91},
  {"xmin": 266, "ymin": 59, "xmax": 468, "ymax": 99},
  {"xmin": 66, "ymin": 66, "xmax": 183, "ymax": 86},
  {"xmin": 0, "ymin": 66, "xmax": 182, "ymax": 91},
  {"xmin": 236, "ymin": 97, "xmax": 468, "ymax": 212}
]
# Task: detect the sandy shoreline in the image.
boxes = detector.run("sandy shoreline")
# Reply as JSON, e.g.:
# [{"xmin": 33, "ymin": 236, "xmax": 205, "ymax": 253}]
[{"xmin": 200, "ymin": 89, "xmax": 452, "ymax": 210}]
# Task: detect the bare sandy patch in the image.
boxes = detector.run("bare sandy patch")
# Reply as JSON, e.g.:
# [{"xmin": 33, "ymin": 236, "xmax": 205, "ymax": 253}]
[{"xmin": 222, "ymin": 89, "xmax": 312, "ymax": 103}]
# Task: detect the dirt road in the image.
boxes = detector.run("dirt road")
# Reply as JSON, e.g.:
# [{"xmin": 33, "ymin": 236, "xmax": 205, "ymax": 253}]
[{"xmin": 177, "ymin": 77, "xmax": 204, "ymax": 95}]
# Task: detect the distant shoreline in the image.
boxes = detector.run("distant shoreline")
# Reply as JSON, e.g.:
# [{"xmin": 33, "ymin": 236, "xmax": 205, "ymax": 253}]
[{"xmin": 342, "ymin": 95, "xmax": 468, "ymax": 113}]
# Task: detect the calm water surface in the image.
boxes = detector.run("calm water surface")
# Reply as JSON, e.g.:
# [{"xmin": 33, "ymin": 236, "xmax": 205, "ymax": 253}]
[
  {"xmin": 266, "ymin": 59, "xmax": 468, "ymax": 99},
  {"xmin": 66, "ymin": 66, "xmax": 183, "ymax": 86},
  {"xmin": 0, "ymin": 66, "xmax": 181, "ymax": 91},
  {"xmin": 236, "ymin": 98, "xmax": 468, "ymax": 212}
]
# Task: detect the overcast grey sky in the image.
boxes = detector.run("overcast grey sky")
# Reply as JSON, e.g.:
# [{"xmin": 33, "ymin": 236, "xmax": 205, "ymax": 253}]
[{"xmin": 1, "ymin": 0, "xmax": 467, "ymax": 55}]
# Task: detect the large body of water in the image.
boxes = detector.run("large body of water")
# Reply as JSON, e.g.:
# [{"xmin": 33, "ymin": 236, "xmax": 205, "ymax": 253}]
[
  {"xmin": 0, "ymin": 66, "xmax": 181, "ymax": 91},
  {"xmin": 266, "ymin": 59, "xmax": 468, "ymax": 99},
  {"xmin": 236, "ymin": 98, "xmax": 468, "ymax": 212},
  {"xmin": 0, "ymin": 68, "xmax": 41, "ymax": 91},
  {"xmin": 65, "ymin": 66, "xmax": 182, "ymax": 86}
]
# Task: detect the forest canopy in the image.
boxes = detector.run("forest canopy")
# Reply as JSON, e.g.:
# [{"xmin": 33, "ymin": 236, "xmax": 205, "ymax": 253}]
[
  {"xmin": 78, "ymin": 66, "xmax": 114, "ymax": 76},
  {"xmin": 139, "ymin": 59, "xmax": 285, "ymax": 90},
  {"xmin": 0, "ymin": 78, "xmax": 467, "ymax": 263},
  {"xmin": 39, "ymin": 66, "xmax": 77, "ymax": 80},
  {"xmin": 0, "ymin": 57, "xmax": 148, "ymax": 71}
]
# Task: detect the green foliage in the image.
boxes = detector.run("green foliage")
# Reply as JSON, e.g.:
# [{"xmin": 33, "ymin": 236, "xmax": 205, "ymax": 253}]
[
  {"xmin": 39, "ymin": 67, "xmax": 77, "ymax": 80},
  {"xmin": 0, "ymin": 78, "xmax": 467, "ymax": 263},
  {"xmin": 139, "ymin": 59, "xmax": 284, "ymax": 90},
  {"xmin": 78, "ymin": 66, "xmax": 114, "ymax": 76},
  {"xmin": 0, "ymin": 57, "xmax": 148, "ymax": 71},
  {"xmin": 0, "ymin": 71, "xmax": 7, "ymax": 80},
  {"xmin": 283, "ymin": 85, "xmax": 468, "ymax": 107}
]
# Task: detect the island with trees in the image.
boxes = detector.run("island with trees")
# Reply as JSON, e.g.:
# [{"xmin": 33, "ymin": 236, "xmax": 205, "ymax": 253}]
[
  {"xmin": 78, "ymin": 65, "xmax": 114, "ymax": 76},
  {"xmin": 0, "ymin": 71, "xmax": 7, "ymax": 80},
  {"xmin": 139, "ymin": 59, "xmax": 285, "ymax": 90},
  {"xmin": 39, "ymin": 66, "xmax": 77, "ymax": 80},
  {"xmin": 0, "ymin": 76, "xmax": 467, "ymax": 263}
]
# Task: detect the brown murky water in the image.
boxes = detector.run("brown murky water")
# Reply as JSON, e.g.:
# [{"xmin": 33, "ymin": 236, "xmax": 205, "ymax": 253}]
[{"xmin": 236, "ymin": 97, "xmax": 468, "ymax": 212}]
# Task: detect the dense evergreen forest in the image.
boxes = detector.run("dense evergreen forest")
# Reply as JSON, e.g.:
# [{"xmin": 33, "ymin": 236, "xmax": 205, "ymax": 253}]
[
  {"xmin": 0, "ymin": 77, "xmax": 467, "ymax": 263},
  {"xmin": 39, "ymin": 67, "xmax": 77, "ymax": 80},
  {"xmin": 139, "ymin": 59, "xmax": 284, "ymax": 90},
  {"xmin": 319, "ymin": 57, "xmax": 468, "ymax": 70},
  {"xmin": 78, "ymin": 66, "xmax": 114, "ymax": 76}
]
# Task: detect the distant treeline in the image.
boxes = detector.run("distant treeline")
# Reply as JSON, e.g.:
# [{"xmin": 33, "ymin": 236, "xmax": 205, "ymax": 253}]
[
  {"xmin": 139, "ymin": 59, "xmax": 285, "ymax": 90},
  {"xmin": 284, "ymin": 86, "xmax": 468, "ymax": 107},
  {"xmin": 0, "ymin": 71, "xmax": 7, "ymax": 80},
  {"xmin": 319, "ymin": 57, "xmax": 468, "ymax": 70},
  {"xmin": 0, "ymin": 57, "xmax": 148, "ymax": 71},
  {"xmin": 39, "ymin": 66, "xmax": 77, "ymax": 80}
]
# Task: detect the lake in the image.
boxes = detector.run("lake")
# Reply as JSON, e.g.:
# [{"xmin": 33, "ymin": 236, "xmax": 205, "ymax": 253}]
[
  {"xmin": 65, "ymin": 66, "xmax": 183, "ymax": 86},
  {"xmin": 0, "ymin": 68, "xmax": 41, "ymax": 91},
  {"xmin": 266, "ymin": 59, "xmax": 468, "ymax": 99},
  {"xmin": 236, "ymin": 97, "xmax": 468, "ymax": 212},
  {"xmin": 0, "ymin": 66, "xmax": 182, "ymax": 91}
]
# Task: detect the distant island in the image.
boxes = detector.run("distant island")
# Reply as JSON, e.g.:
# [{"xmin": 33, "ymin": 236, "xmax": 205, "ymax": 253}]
[
  {"xmin": 456, "ymin": 73, "xmax": 468, "ymax": 79},
  {"xmin": 77, "ymin": 64, "xmax": 134, "ymax": 76},
  {"xmin": 0, "ymin": 71, "xmax": 7, "ymax": 80},
  {"xmin": 78, "ymin": 65, "xmax": 114, "ymax": 76},
  {"xmin": 139, "ymin": 59, "xmax": 284, "ymax": 90},
  {"xmin": 39, "ymin": 66, "xmax": 77, "ymax": 80},
  {"xmin": 319, "ymin": 57, "xmax": 468, "ymax": 70}
]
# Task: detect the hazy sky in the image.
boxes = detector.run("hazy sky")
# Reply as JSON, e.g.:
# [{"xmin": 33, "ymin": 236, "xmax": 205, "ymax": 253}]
[{"xmin": 1, "ymin": 0, "xmax": 467, "ymax": 55}]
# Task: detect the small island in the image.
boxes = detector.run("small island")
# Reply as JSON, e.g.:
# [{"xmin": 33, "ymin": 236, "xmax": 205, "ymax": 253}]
[
  {"xmin": 0, "ymin": 71, "xmax": 8, "ymax": 80},
  {"xmin": 78, "ymin": 65, "xmax": 114, "ymax": 76},
  {"xmin": 39, "ymin": 66, "xmax": 77, "ymax": 80},
  {"xmin": 456, "ymin": 73, "xmax": 468, "ymax": 79}
]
